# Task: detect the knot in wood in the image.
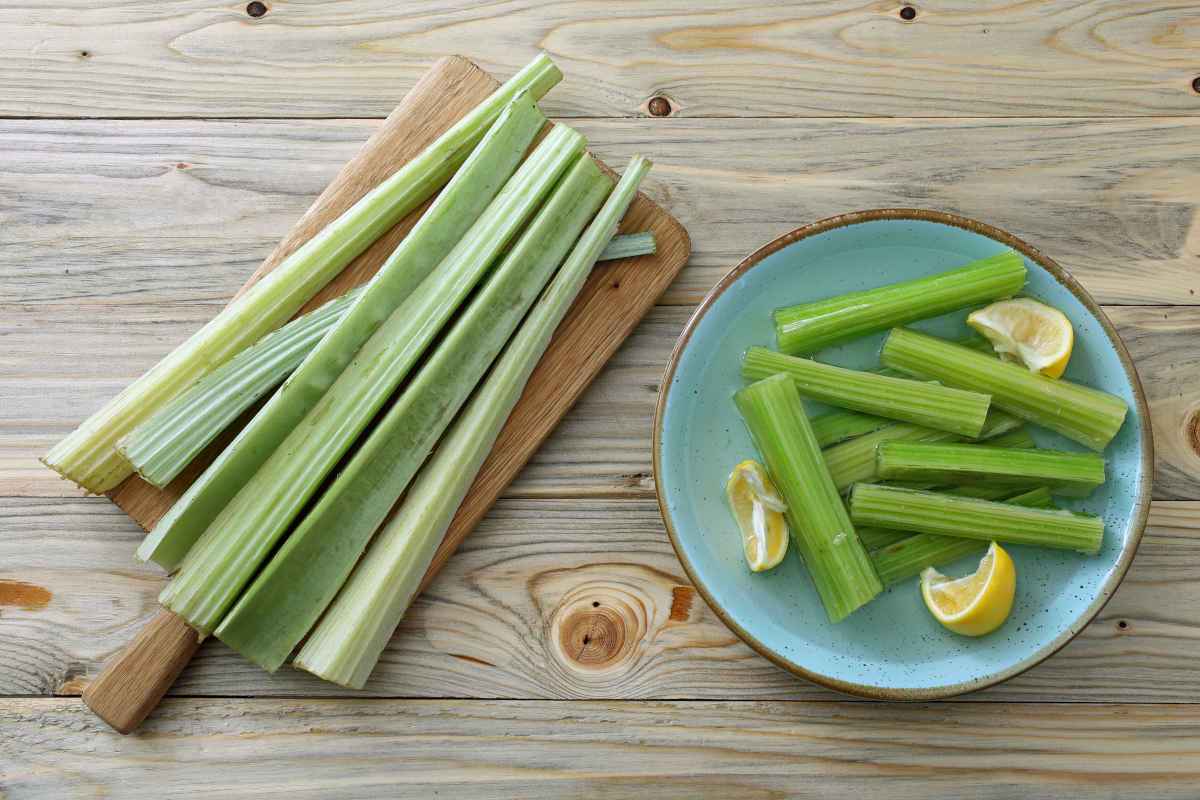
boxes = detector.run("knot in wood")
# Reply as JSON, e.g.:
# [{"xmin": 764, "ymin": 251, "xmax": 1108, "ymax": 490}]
[
  {"xmin": 1188, "ymin": 407, "xmax": 1200, "ymax": 457},
  {"xmin": 547, "ymin": 580, "xmax": 647, "ymax": 676}
]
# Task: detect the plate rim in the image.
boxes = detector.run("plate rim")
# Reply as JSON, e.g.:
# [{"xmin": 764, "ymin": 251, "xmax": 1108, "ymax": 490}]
[{"xmin": 652, "ymin": 207, "xmax": 1155, "ymax": 700}]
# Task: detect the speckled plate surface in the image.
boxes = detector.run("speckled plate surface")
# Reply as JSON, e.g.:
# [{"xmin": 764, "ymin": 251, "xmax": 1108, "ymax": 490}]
[{"xmin": 654, "ymin": 209, "xmax": 1153, "ymax": 699}]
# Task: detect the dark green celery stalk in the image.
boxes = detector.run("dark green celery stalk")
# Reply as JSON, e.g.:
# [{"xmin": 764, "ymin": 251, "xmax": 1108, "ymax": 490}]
[{"xmin": 215, "ymin": 155, "xmax": 614, "ymax": 670}]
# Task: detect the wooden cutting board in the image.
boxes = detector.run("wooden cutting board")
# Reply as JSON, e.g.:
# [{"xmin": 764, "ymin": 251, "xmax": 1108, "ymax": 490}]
[{"xmin": 82, "ymin": 55, "xmax": 690, "ymax": 733}]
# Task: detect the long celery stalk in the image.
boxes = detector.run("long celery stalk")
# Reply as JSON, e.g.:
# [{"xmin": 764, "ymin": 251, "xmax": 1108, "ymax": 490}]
[
  {"xmin": 42, "ymin": 55, "xmax": 562, "ymax": 494},
  {"xmin": 735, "ymin": 374, "xmax": 881, "ymax": 622},
  {"xmin": 856, "ymin": 484, "xmax": 1046, "ymax": 550},
  {"xmin": 294, "ymin": 155, "xmax": 652, "ymax": 688},
  {"xmin": 742, "ymin": 347, "xmax": 992, "ymax": 437},
  {"xmin": 823, "ymin": 409, "xmax": 1023, "ymax": 491},
  {"xmin": 774, "ymin": 251, "xmax": 1026, "ymax": 354},
  {"xmin": 597, "ymin": 231, "xmax": 656, "ymax": 261},
  {"xmin": 876, "ymin": 442, "xmax": 1105, "ymax": 498},
  {"xmin": 881, "ymin": 328, "xmax": 1127, "ymax": 451},
  {"xmin": 117, "ymin": 286, "xmax": 365, "ymax": 488},
  {"xmin": 159, "ymin": 124, "xmax": 586, "ymax": 634},
  {"xmin": 850, "ymin": 484, "xmax": 1103, "ymax": 554},
  {"xmin": 215, "ymin": 156, "xmax": 614, "ymax": 670},
  {"xmin": 870, "ymin": 488, "xmax": 1055, "ymax": 585},
  {"xmin": 138, "ymin": 91, "xmax": 547, "ymax": 571}
]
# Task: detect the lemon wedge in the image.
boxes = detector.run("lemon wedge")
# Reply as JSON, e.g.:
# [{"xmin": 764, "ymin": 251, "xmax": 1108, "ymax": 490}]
[
  {"xmin": 725, "ymin": 459, "xmax": 789, "ymax": 572},
  {"xmin": 967, "ymin": 298, "xmax": 1074, "ymax": 378},
  {"xmin": 920, "ymin": 542, "xmax": 1015, "ymax": 636}
]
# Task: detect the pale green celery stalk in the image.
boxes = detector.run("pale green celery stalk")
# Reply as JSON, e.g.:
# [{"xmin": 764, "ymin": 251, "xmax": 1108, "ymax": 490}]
[
  {"xmin": 850, "ymin": 484, "xmax": 1103, "ymax": 555},
  {"xmin": 870, "ymin": 487, "xmax": 1056, "ymax": 585},
  {"xmin": 876, "ymin": 441, "xmax": 1104, "ymax": 498},
  {"xmin": 856, "ymin": 484, "xmax": 1044, "ymax": 550},
  {"xmin": 294, "ymin": 155, "xmax": 652, "ymax": 688},
  {"xmin": 881, "ymin": 328, "xmax": 1127, "ymax": 451},
  {"xmin": 159, "ymin": 124, "xmax": 586, "ymax": 634},
  {"xmin": 773, "ymin": 251, "xmax": 1026, "ymax": 355},
  {"xmin": 812, "ymin": 410, "xmax": 892, "ymax": 448},
  {"xmin": 597, "ymin": 231, "xmax": 655, "ymax": 261},
  {"xmin": 742, "ymin": 347, "xmax": 991, "ymax": 437},
  {"xmin": 41, "ymin": 55, "xmax": 562, "ymax": 495},
  {"xmin": 215, "ymin": 156, "xmax": 614, "ymax": 671},
  {"xmin": 823, "ymin": 408, "xmax": 1023, "ymax": 492},
  {"xmin": 117, "ymin": 287, "xmax": 365, "ymax": 489},
  {"xmin": 735, "ymin": 374, "xmax": 881, "ymax": 622},
  {"xmin": 138, "ymin": 91, "xmax": 547, "ymax": 571}
]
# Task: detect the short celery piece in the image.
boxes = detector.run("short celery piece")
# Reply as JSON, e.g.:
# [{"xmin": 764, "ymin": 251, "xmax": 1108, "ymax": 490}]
[
  {"xmin": 870, "ymin": 487, "xmax": 1055, "ymax": 586},
  {"xmin": 981, "ymin": 427, "xmax": 1036, "ymax": 450},
  {"xmin": 295, "ymin": 155, "xmax": 653, "ymax": 688},
  {"xmin": 850, "ymin": 484, "xmax": 1103, "ymax": 555},
  {"xmin": 215, "ymin": 156, "xmax": 614, "ymax": 671},
  {"xmin": 138, "ymin": 91, "xmax": 547, "ymax": 571},
  {"xmin": 159, "ymin": 124, "xmax": 587, "ymax": 634},
  {"xmin": 823, "ymin": 409, "xmax": 1023, "ymax": 492},
  {"xmin": 735, "ymin": 374, "xmax": 882, "ymax": 622},
  {"xmin": 598, "ymin": 231, "xmax": 656, "ymax": 261},
  {"xmin": 774, "ymin": 251, "xmax": 1026, "ymax": 355},
  {"xmin": 876, "ymin": 441, "xmax": 1105, "ymax": 498},
  {"xmin": 811, "ymin": 409, "xmax": 892, "ymax": 448},
  {"xmin": 856, "ymin": 484, "xmax": 1041, "ymax": 550},
  {"xmin": 742, "ymin": 347, "xmax": 992, "ymax": 438},
  {"xmin": 118, "ymin": 286, "xmax": 365, "ymax": 488},
  {"xmin": 41, "ymin": 54, "xmax": 562, "ymax": 494},
  {"xmin": 881, "ymin": 328, "xmax": 1127, "ymax": 451}
]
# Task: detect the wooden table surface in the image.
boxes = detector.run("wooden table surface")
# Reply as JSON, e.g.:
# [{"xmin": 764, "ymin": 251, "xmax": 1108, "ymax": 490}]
[{"xmin": 2, "ymin": 2, "xmax": 1199, "ymax": 797}]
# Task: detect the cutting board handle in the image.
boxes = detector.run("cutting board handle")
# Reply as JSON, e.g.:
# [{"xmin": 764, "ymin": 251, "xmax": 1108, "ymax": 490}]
[{"xmin": 82, "ymin": 609, "xmax": 200, "ymax": 734}]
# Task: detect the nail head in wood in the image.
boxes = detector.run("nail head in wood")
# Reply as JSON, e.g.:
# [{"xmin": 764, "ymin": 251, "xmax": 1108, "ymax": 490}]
[
  {"xmin": 1192, "ymin": 76, "xmax": 1200, "ymax": 94},
  {"xmin": 246, "ymin": 1, "xmax": 268, "ymax": 18},
  {"xmin": 899, "ymin": 5, "xmax": 917, "ymax": 21}
]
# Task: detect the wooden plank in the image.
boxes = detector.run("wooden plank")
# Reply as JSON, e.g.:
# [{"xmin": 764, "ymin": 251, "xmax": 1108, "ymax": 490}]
[
  {"xmin": 3, "ymin": 697, "xmax": 1200, "ymax": 798},
  {"xmin": 3, "ymin": 1, "xmax": 1198, "ymax": 119},
  {"xmin": 1, "ymin": 497, "xmax": 1196, "ymax": 702},
  {"xmin": 6, "ymin": 305, "xmax": 1199, "ymax": 500},
  {"xmin": 3, "ymin": 117, "xmax": 1198, "ymax": 310}
]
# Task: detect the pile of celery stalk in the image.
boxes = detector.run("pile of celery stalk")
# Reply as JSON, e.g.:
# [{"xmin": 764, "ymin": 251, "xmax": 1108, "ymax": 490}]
[
  {"xmin": 735, "ymin": 253, "xmax": 1127, "ymax": 623},
  {"xmin": 43, "ymin": 54, "xmax": 656, "ymax": 689}
]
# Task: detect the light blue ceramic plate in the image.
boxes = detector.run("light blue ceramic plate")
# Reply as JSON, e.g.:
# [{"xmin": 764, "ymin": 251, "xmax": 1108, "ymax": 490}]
[{"xmin": 654, "ymin": 209, "xmax": 1153, "ymax": 699}]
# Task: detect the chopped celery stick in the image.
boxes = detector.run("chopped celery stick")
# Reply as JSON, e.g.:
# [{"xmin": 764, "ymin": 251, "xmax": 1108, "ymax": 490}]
[
  {"xmin": 870, "ymin": 487, "xmax": 1055, "ymax": 585},
  {"xmin": 981, "ymin": 426, "xmax": 1035, "ymax": 449},
  {"xmin": 160, "ymin": 124, "xmax": 586, "ymax": 634},
  {"xmin": 139, "ymin": 91, "xmax": 547, "ymax": 571},
  {"xmin": 774, "ymin": 251, "xmax": 1026, "ymax": 355},
  {"xmin": 850, "ymin": 484, "xmax": 1103, "ymax": 555},
  {"xmin": 118, "ymin": 286, "xmax": 365, "ymax": 489},
  {"xmin": 735, "ymin": 374, "xmax": 881, "ymax": 622},
  {"xmin": 881, "ymin": 328, "xmax": 1127, "ymax": 451},
  {"xmin": 876, "ymin": 442, "xmax": 1104, "ymax": 497},
  {"xmin": 812, "ymin": 409, "xmax": 892, "ymax": 448},
  {"xmin": 824, "ymin": 408, "xmax": 1023, "ymax": 492},
  {"xmin": 216, "ymin": 156, "xmax": 614, "ymax": 671},
  {"xmin": 295, "ymin": 155, "xmax": 653, "ymax": 688},
  {"xmin": 598, "ymin": 231, "xmax": 655, "ymax": 261},
  {"xmin": 742, "ymin": 347, "xmax": 991, "ymax": 437},
  {"xmin": 856, "ymin": 485, "xmax": 1045, "ymax": 550},
  {"xmin": 42, "ymin": 54, "xmax": 562, "ymax": 494}
]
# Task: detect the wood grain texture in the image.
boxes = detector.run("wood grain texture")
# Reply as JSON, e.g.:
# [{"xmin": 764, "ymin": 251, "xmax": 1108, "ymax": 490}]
[
  {"xmin": 3, "ymin": 1, "xmax": 1199, "ymax": 119},
  {"xmin": 6, "ymin": 305, "xmax": 1199, "ymax": 500},
  {"xmin": 81, "ymin": 608, "xmax": 199, "ymax": 734},
  {"xmin": 3, "ymin": 117, "xmax": 1198, "ymax": 310},
  {"xmin": 1, "ymin": 497, "xmax": 1196, "ymax": 702},
  {"xmin": 3, "ymin": 698, "xmax": 1200, "ymax": 799}
]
